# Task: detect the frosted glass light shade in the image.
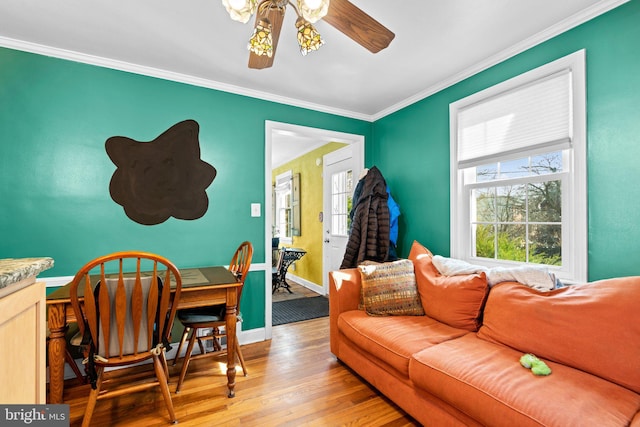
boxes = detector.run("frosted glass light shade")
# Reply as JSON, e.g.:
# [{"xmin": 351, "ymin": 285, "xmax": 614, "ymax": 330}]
[
  {"xmin": 222, "ymin": 0, "xmax": 258, "ymax": 23},
  {"xmin": 297, "ymin": 0, "xmax": 329, "ymax": 23}
]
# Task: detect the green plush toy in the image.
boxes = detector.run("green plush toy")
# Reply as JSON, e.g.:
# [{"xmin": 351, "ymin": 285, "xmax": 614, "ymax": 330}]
[{"xmin": 519, "ymin": 353, "xmax": 552, "ymax": 376}]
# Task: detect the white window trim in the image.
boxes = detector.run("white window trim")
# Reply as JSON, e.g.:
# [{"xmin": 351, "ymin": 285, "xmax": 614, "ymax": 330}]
[{"xmin": 450, "ymin": 50, "xmax": 587, "ymax": 284}]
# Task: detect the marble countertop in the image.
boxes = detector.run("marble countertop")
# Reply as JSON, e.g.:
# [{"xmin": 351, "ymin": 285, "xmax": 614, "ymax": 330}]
[{"xmin": 0, "ymin": 257, "xmax": 54, "ymax": 289}]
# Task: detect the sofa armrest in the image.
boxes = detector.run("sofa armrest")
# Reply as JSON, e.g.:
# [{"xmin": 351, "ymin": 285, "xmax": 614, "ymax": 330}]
[
  {"xmin": 329, "ymin": 269, "xmax": 361, "ymax": 312},
  {"xmin": 329, "ymin": 268, "xmax": 361, "ymax": 356}
]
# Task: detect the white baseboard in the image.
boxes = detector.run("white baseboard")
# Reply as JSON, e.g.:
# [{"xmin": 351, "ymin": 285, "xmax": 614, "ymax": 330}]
[{"xmin": 285, "ymin": 273, "xmax": 324, "ymax": 296}]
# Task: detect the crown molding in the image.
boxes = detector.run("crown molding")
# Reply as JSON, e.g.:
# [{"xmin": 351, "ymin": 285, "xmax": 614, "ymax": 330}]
[
  {"xmin": 371, "ymin": 0, "xmax": 630, "ymax": 121},
  {"xmin": 0, "ymin": 36, "xmax": 373, "ymax": 122},
  {"xmin": 0, "ymin": 0, "xmax": 629, "ymax": 123}
]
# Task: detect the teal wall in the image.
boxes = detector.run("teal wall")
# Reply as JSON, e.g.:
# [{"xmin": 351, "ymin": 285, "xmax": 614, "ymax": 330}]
[
  {"xmin": 0, "ymin": 48, "xmax": 372, "ymax": 330},
  {"xmin": 2, "ymin": 0, "xmax": 639, "ymax": 330},
  {"xmin": 372, "ymin": 0, "xmax": 640, "ymax": 281}
]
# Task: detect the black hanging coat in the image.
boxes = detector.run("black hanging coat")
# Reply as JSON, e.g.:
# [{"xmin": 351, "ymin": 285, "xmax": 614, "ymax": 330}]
[{"xmin": 340, "ymin": 166, "xmax": 390, "ymax": 269}]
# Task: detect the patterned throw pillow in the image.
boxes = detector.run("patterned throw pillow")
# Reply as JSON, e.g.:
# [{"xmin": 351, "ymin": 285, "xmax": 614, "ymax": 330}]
[{"xmin": 358, "ymin": 259, "xmax": 425, "ymax": 316}]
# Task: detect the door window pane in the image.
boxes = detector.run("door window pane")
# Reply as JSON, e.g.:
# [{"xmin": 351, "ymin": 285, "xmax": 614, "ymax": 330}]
[{"xmin": 331, "ymin": 169, "xmax": 353, "ymax": 237}]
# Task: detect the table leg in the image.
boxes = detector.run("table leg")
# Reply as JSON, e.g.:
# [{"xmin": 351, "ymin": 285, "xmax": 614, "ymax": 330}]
[
  {"xmin": 225, "ymin": 287, "xmax": 237, "ymax": 398},
  {"xmin": 47, "ymin": 304, "xmax": 67, "ymax": 404}
]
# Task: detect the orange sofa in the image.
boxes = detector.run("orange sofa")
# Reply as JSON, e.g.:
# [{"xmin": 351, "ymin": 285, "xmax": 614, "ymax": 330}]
[{"xmin": 329, "ymin": 242, "xmax": 640, "ymax": 426}]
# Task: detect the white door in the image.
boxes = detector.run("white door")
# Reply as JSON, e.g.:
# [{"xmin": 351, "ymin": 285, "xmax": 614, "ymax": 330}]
[{"xmin": 322, "ymin": 145, "xmax": 362, "ymax": 294}]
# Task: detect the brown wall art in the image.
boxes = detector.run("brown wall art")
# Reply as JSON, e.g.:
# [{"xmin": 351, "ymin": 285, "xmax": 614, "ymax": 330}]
[{"xmin": 106, "ymin": 120, "xmax": 217, "ymax": 225}]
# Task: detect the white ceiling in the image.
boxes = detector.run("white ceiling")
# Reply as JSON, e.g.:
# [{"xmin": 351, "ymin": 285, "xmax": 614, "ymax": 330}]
[
  {"xmin": 0, "ymin": 0, "xmax": 625, "ymax": 161},
  {"xmin": 271, "ymin": 128, "xmax": 333, "ymax": 168}
]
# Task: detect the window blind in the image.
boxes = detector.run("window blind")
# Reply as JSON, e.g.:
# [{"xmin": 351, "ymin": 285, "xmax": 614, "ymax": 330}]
[
  {"xmin": 457, "ymin": 70, "xmax": 572, "ymax": 168},
  {"xmin": 275, "ymin": 171, "xmax": 292, "ymax": 191}
]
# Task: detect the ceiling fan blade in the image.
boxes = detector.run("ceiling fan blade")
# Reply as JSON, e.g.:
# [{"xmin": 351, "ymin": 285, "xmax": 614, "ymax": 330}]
[
  {"xmin": 248, "ymin": 1, "xmax": 286, "ymax": 69},
  {"xmin": 322, "ymin": 0, "xmax": 395, "ymax": 53}
]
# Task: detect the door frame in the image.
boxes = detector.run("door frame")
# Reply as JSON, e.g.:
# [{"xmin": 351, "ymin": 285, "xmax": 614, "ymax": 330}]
[{"xmin": 264, "ymin": 121, "xmax": 364, "ymax": 339}]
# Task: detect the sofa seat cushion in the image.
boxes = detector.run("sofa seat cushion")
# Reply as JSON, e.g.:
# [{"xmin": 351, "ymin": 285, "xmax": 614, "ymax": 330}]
[
  {"xmin": 338, "ymin": 310, "xmax": 468, "ymax": 376},
  {"xmin": 477, "ymin": 278, "xmax": 640, "ymax": 393},
  {"xmin": 409, "ymin": 334, "xmax": 640, "ymax": 427}
]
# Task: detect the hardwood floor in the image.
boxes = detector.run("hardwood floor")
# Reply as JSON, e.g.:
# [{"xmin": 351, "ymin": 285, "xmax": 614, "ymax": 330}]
[
  {"xmin": 272, "ymin": 280, "xmax": 322, "ymax": 302},
  {"xmin": 62, "ymin": 317, "xmax": 419, "ymax": 426}
]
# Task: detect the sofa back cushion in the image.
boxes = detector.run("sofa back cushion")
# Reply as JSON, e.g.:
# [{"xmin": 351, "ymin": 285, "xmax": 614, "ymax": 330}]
[
  {"xmin": 408, "ymin": 241, "xmax": 489, "ymax": 332},
  {"xmin": 477, "ymin": 277, "xmax": 640, "ymax": 393}
]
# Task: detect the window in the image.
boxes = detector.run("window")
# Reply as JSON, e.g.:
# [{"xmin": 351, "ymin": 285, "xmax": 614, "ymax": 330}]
[
  {"xmin": 274, "ymin": 170, "xmax": 292, "ymax": 243},
  {"xmin": 331, "ymin": 169, "xmax": 354, "ymax": 237},
  {"xmin": 450, "ymin": 50, "xmax": 586, "ymax": 283}
]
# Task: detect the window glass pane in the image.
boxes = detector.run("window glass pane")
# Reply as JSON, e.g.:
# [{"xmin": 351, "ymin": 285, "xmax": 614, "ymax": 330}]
[
  {"xmin": 474, "ymin": 224, "xmax": 495, "ymax": 258},
  {"xmin": 331, "ymin": 194, "xmax": 340, "ymax": 215},
  {"xmin": 497, "ymin": 224, "xmax": 526, "ymax": 262},
  {"xmin": 332, "ymin": 173, "xmax": 343, "ymax": 193},
  {"xmin": 531, "ymin": 151, "xmax": 563, "ymax": 175},
  {"xmin": 274, "ymin": 175, "xmax": 292, "ymax": 239},
  {"xmin": 500, "ymin": 157, "xmax": 529, "ymax": 179},
  {"xmin": 331, "ymin": 170, "xmax": 353, "ymax": 237},
  {"xmin": 528, "ymin": 181, "xmax": 561, "ymax": 222},
  {"xmin": 476, "ymin": 164, "xmax": 498, "ymax": 182},
  {"xmin": 332, "ymin": 214, "xmax": 341, "ymax": 235},
  {"xmin": 529, "ymin": 224, "xmax": 562, "ymax": 265},
  {"xmin": 496, "ymin": 184, "xmax": 525, "ymax": 223},
  {"xmin": 472, "ymin": 187, "xmax": 495, "ymax": 222}
]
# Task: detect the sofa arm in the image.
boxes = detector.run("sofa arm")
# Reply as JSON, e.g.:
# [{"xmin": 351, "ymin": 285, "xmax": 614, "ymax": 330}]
[
  {"xmin": 329, "ymin": 268, "xmax": 361, "ymax": 313},
  {"xmin": 329, "ymin": 268, "xmax": 361, "ymax": 357}
]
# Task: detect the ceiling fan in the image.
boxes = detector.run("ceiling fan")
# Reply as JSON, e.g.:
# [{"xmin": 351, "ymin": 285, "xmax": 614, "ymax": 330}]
[{"xmin": 221, "ymin": 0, "xmax": 395, "ymax": 69}]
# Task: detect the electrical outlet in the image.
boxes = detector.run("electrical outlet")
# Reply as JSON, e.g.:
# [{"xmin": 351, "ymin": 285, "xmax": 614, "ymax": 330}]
[{"xmin": 251, "ymin": 203, "xmax": 261, "ymax": 217}]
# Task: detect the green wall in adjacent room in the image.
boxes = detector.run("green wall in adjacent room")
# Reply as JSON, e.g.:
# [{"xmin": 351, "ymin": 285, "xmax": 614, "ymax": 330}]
[
  {"xmin": 272, "ymin": 142, "xmax": 347, "ymax": 287},
  {"xmin": 371, "ymin": 0, "xmax": 640, "ymax": 281},
  {"xmin": 0, "ymin": 47, "xmax": 372, "ymax": 331}
]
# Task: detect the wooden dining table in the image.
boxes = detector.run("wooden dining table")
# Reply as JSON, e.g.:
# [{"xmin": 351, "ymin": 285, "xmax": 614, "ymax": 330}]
[{"xmin": 46, "ymin": 266, "xmax": 242, "ymax": 404}]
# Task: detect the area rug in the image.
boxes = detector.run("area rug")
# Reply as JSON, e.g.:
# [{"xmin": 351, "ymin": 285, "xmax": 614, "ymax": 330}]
[{"xmin": 272, "ymin": 296, "xmax": 329, "ymax": 326}]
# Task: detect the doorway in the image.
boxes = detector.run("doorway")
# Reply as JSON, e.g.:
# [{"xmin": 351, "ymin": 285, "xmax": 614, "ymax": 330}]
[{"xmin": 264, "ymin": 121, "xmax": 364, "ymax": 337}]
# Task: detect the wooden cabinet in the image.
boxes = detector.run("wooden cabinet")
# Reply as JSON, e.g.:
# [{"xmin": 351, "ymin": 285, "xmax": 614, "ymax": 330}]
[{"xmin": 0, "ymin": 277, "xmax": 46, "ymax": 403}]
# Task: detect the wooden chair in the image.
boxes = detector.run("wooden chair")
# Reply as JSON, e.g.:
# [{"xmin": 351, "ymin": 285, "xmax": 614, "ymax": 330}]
[
  {"xmin": 69, "ymin": 251, "xmax": 182, "ymax": 427},
  {"xmin": 172, "ymin": 241, "xmax": 253, "ymax": 393}
]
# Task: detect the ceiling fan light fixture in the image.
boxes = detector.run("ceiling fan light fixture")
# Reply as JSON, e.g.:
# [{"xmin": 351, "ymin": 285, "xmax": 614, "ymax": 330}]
[
  {"xmin": 297, "ymin": 0, "xmax": 329, "ymax": 24},
  {"xmin": 248, "ymin": 18, "xmax": 274, "ymax": 57},
  {"xmin": 222, "ymin": 0, "xmax": 257, "ymax": 23},
  {"xmin": 295, "ymin": 17, "xmax": 324, "ymax": 56}
]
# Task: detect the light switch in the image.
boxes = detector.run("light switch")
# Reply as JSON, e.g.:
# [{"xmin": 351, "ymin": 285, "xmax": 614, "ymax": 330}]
[{"xmin": 251, "ymin": 203, "xmax": 261, "ymax": 217}]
